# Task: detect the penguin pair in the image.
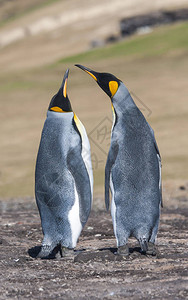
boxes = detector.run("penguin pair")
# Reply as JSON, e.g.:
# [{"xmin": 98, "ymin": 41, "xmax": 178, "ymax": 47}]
[{"xmin": 35, "ymin": 65, "xmax": 162, "ymax": 258}]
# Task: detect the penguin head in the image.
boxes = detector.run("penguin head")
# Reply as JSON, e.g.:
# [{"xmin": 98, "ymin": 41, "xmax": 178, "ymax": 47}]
[
  {"xmin": 75, "ymin": 64, "xmax": 121, "ymax": 99},
  {"xmin": 48, "ymin": 69, "xmax": 73, "ymax": 113}
]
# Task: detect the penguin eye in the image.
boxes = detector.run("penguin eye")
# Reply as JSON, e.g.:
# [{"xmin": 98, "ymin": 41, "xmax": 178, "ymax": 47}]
[{"xmin": 109, "ymin": 81, "xmax": 118, "ymax": 97}]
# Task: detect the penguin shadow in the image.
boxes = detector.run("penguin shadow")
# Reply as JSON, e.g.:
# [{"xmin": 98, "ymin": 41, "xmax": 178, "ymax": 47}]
[
  {"xmin": 98, "ymin": 247, "xmax": 117, "ymax": 254},
  {"xmin": 74, "ymin": 246, "xmax": 144, "ymax": 263},
  {"xmin": 28, "ymin": 245, "xmax": 154, "ymax": 261},
  {"xmin": 28, "ymin": 245, "xmax": 59, "ymax": 259},
  {"xmin": 98, "ymin": 246, "xmax": 142, "ymax": 258},
  {"xmin": 28, "ymin": 245, "xmax": 86, "ymax": 260},
  {"xmin": 28, "ymin": 246, "xmax": 41, "ymax": 258},
  {"xmin": 98, "ymin": 246, "xmax": 141, "ymax": 255},
  {"xmin": 97, "ymin": 246, "xmax": 158, "ymax": 260}
]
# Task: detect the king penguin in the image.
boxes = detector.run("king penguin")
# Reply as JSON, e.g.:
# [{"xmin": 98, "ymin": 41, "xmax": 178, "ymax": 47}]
[
  {"xmin": 35, "ymin": 69, "xmax": 93, "ymax": 258},
  {"xmin": 75, "ymin": 64, "xmax": 162, "ymax": 256}
]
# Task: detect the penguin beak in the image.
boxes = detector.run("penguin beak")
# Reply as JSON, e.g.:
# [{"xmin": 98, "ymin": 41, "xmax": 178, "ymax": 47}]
[
  {"xmin": 49, "ymin": 68, "xmax": 72, "ymax": 113},
  {"xmin": 75, "ymin": 64, "xmax": 119, "ymax": 98},
  {"xmin": 61, "ymin": 68, "xmax": 69, "ymax": 98},
  {"xmin": 75, "ymin": 64, "xmax": 98, "ymax": 82}
]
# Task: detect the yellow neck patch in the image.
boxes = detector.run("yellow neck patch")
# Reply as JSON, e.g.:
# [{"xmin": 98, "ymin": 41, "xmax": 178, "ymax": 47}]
[
  {"xmin": 74, "ymin": 113, "xmax": 78, "ymax": 122},
  {"xmin": 50, "ymin": 106, "xmax": 65, "ymax": 112},
  {"xmin": 74, "ymin": 113, "xmax": 84, "ymax": 136},
  {"xmin": 109, "ymin": 81, "xmax": 118, "ymax": 97},
  {"xmin": 111, "ymin": 102, "xmax": 115, "ymax": 115},
  {"xmin": 111, "ymin": 102, "xmax": 116, "ymax": 128}
]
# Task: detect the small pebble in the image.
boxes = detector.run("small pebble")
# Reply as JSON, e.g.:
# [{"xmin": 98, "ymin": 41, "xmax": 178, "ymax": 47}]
[{"xmin": 179, "ymin": 186, "xmax": 186, "ymax": 190}]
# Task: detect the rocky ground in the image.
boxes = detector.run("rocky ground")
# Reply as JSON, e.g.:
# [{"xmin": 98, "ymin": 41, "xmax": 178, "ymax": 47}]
[{"xmin": 0, "ymin": 186, "xmax": 188, "ymax": 299}]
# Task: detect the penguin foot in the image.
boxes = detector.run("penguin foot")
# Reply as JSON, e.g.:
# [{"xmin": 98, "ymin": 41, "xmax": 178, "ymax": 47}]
[
  {"xmin": 61, "ymin": 246, "xmax": 74, "ymax": 258},
  {"xmin": 36, "ymin": 245, "xmax": 54, "ymax": 259},
  {"xmin": 145, "ymin": 242, "xmax": 158, "ymax": 256},
  {"xmin": 117, "ymin": 245, "xmax": 129, "ymax": 256}
]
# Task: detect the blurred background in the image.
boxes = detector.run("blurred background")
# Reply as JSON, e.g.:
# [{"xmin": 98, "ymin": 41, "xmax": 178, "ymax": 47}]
[{"xmin": 0, "ymin": 0, "xmax": 188, "ymax": 202}]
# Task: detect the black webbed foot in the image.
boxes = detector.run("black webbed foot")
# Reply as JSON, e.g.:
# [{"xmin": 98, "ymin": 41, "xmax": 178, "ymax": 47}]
[
  {"xmin": 145, "ymin": 242, "xmax": 158, "ymax": 256},
  {"xmin": 117, "ymin": 244, "xmax": 129, "ymax": 256},
  {"xmin": 61, "ymin": 246, "xmax": 74, "ymax": 257}
]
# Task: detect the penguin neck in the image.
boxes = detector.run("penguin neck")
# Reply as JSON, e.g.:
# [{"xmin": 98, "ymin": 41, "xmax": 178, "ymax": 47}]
[
  {"xmin": 112, "ymin": 83, "xmax": 137, "ymax": 117},
  {"xmin": 47, "ymin": 110, "xmax": 74, "ymax": 120}
]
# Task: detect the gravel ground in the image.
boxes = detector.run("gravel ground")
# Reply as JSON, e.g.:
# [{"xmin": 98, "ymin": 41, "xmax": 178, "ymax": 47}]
[{"xmin": 0, "ymin": 191, "xmax": 188, "ymax": 299}]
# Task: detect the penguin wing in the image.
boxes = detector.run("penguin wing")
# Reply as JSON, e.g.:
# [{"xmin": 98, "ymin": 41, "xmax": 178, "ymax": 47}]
[
  {"xmin": 105, "ymin": 141, "xmax": 119, "ymax": 211},
  {"xmin": 157, "ymin": 152, "xmax": 163, "ymax": 207},
  {"xmin": 67, "ymin": 146, "xmax": 92, "ymax": 226},
  {"xmin": 148, "ymin": 125, "xmax": 163, "ymax": 207}
]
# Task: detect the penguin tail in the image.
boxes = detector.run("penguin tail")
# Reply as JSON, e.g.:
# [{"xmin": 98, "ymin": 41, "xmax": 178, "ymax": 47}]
[{"xmin": 139, "ymin": 238, "xmax": 148, "ymax": 253}]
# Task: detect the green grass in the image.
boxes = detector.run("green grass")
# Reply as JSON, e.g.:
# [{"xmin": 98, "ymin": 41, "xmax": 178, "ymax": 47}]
[
  {"xmin": 58, "ymin": 22, "xmax": 188, "ymax": 64},
  {"xmin": 0, "ymin": 80, "xmax": 36, "ymax": 92}
]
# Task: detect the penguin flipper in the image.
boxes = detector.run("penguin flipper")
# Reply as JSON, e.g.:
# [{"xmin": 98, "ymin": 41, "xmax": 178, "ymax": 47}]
[
  {"xmin": 67, "ymin": 146, "xmax": 92, "ymax": 226},
  {"xmin": 157, "ymin": 151, "xmax": 163, "ymax": 208},
  {"xmin": 148, "ymin": 125, "xmax": 163, "ymax": 207},
  {"xmin": 105, "ymin": 142, "xmax": 119, "ymax": 211}
]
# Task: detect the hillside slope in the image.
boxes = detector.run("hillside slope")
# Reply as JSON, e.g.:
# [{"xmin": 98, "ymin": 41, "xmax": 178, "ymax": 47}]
[{"xmin": 0, "ymin": 0, "xmax": 188, "ymax": 72}]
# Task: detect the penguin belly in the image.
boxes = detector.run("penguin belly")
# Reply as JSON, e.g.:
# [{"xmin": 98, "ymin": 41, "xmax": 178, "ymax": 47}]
[
  {"xmin": 110, "ymin": 174, "xmax": 117, "ymax": 239},
  {"xmin": 68, "ymin": 184, "xmax": 83, "ymax": 248}
]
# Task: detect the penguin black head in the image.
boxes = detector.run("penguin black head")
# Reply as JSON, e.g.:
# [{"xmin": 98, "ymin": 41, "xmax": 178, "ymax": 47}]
[
  {"xmin": 48, "ymin": 69, "xmax": 73, "ymax": 113},
  {"xmin": 75, "ymin": 64, "xmax": 121, "ymax": 98}
]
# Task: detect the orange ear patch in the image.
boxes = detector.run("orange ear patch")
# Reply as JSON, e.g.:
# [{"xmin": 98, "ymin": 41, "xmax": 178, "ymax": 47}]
[
  {"xmin": 109, "ymin": 81, "xmax": 118, "ymax": 97},
  {"xmin": 50, "ymin": 106, "xmax": 63, "ymax": 112}
]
